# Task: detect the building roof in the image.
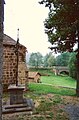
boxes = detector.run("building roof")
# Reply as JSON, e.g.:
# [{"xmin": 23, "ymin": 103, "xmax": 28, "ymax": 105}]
[
  {"xmin": 3, "ymin": 34, "xmax": 16, "ymax": 45},
  {"xmin": 28, "ymin": 72, "xmax": 41, "ymax": 79},
  {"xmin": 3, "ymin": 34, "xmax": 26, "ymax": 49}
]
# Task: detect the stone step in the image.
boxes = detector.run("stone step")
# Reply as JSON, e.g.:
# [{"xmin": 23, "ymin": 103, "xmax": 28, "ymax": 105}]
[
  {"xmin": 4, "ymin": 104, "xmax": 28, "ymax": 109},
  {"xmin": 3, "ymin": 106, "xmax": 32, "ymax": 114},
  {"xmin": 2, "ymin": 99, "xmax": 34, "ymax": 114}
]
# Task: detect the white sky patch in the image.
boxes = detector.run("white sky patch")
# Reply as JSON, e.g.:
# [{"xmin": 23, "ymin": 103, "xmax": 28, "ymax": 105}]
[{"xmin": 4, "ymin": 0, "xmax": 51, "ymax": 55}]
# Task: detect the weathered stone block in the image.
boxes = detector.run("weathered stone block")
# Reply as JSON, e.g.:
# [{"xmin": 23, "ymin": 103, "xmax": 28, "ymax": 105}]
[{"xmin": 8, "ymin": 85, "xmax": 25, "ymax": 105}]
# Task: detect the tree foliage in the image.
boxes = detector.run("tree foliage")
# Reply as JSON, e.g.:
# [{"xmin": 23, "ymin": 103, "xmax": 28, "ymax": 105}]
[
  {"xmin": 39, "ymin": 0, "xmax": 79, "ymax": 53},
  {"xmin": 29, "ymin": 52, "xmax": 56, "ymax": 67},
  {"xmin": 56, "ymin": 52, "xmax": 70, "ymax": 66},
  {"xmin": 29, "ymin": 52, "xmax": 43, "ymax": 68},
  {"xmin": 39, "ymin": 0, "xmax": 79, "ymax": 96},
  {"xmin": 43, "ymin": 53, "xmax": 51, "ymax": 67},
  {"xmin": 44, "ymin": 52, "xmax": 56, "ymax": 67},
  {"xmin": 68, "ymin": 52, "xmax": 77, "ymax": 79}
]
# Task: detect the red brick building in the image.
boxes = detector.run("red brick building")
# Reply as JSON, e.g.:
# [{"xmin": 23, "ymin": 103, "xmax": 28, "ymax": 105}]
[{"xmin": 3, "ymin": 34, "xmax": 28, "ymax": 91}]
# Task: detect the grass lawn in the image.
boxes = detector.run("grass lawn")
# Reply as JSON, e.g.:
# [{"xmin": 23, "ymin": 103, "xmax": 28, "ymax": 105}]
[
  {"xmin": 41, "ymin": 75, "xmax": 76, "ymax": 88},
  {"xmin": 30, "ymin": 67, "xmax": 76, "ymax": 88},
  {"xmin": 28, "ymin": 83, "xmax": 76, "ymax": 96},
  {"xmin": 28, "ymin": 68, "xmax": 76, "ymax": 96}
]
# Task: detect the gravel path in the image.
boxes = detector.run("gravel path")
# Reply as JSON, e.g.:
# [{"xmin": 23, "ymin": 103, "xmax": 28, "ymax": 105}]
[{"xmin": 65, "ymin": 104, "xmax": 79, "ymax": 120}]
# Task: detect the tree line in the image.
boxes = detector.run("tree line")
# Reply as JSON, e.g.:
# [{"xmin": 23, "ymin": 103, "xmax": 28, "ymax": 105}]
[{"xmin": 28, "ymin": 52, "xmax": 77, "ymax": 79}]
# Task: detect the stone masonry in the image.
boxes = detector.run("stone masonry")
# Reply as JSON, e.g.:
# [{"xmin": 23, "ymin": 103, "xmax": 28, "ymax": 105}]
[{"xmin": 3, "ymin": 34, "xmax": 28, "ymax": 91}]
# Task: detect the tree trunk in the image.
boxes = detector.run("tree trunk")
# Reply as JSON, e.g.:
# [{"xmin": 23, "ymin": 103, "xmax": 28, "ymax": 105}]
[
  {"xmin": 76, "ymin": 51, "xmax": 79, "ymax": 96},
  {"xmin": 0, "ymin": 0, "xmax": 4, "ymax": 119},
  {"xmin": 76, "ymin": 28, "xmax": 79, "ymax": 96}
]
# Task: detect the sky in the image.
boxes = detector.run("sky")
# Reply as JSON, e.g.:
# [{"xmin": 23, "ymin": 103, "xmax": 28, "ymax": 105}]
[{"xmin": 4, "ymin": 0, "xmax": 51, "ymax": 56}]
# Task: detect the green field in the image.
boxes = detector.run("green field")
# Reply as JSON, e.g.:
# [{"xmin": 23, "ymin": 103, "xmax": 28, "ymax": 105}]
[
  {"xmin": 30, "ymin": 67, "xmax": 76, "ymax": 88},
  {"xmin": 28, "ymin": 68, "xmax": 76, "ymax": 96},
  {"xmin": 29, "ymin": 83, "xmax": 76, "ymax": 96},
  {"xmin": 41, "ymin": 75, "xmax": 76, "ymax": 88}
]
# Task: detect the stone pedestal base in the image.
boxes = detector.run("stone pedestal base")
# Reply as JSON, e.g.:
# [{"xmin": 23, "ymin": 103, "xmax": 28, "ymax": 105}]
[
  {"xmin": 8, "ymin": 85, "xmax": 25, "ymax": 105},
  {"xmin": 2, "ymin": 85, "xmax": 34, "ymax": 114},
  {"xmin": 2, "ymin": 99, "xmax": 34, "ymax": 114}
]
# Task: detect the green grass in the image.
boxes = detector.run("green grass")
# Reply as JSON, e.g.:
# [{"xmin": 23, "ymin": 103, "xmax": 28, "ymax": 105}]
[
  {"xmin": 28, "ymin": 68, "xmax": 76, "ymax": 96},
  {"xmin": 29, "ymin": 83, "xmax": 76, "ymax": 96},
  {"xmin": 30, "ymin": 67, "xmax": 76, "ymax": 88},
  {"xmin": 41, "ymin": 75, "xmax": 76, "ymax": 88}
]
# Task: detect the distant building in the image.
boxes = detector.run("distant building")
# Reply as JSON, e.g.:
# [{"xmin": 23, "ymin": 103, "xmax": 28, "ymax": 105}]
[
  {"xmin": 3, "ymin": 34, "xmax": 28, "ymax": 91},
  {"xmin": 28, "ymin": 72, "xmax": 41, "ymax": 83}
]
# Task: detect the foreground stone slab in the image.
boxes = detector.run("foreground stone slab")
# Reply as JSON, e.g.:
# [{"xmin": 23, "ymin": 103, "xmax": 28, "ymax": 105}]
[{"xmin": 2, "ymin": 99, "xmax": 34, "ymax": 114}]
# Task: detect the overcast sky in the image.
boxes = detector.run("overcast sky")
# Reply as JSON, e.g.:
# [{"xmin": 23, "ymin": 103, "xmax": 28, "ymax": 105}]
[{"xmin": 4, "ymin": 0, "xmax": 51, "ymax": 55}]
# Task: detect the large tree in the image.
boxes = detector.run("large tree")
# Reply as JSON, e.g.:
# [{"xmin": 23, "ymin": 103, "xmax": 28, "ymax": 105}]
[
  {"xmin": 0, "ymin": 0, "xmax": 4, "ymax": 119},
  {"xmin": 44, "ymin": 52, "xmax": 56, "ymax": 67},
  {"xmin": 29, "ymin": 52, "xmax": 43, "ymax": 68},
  {"xmin": 56, "ymin": 52, "xmax": 70, "ymax": 66},
  {"xmin": 68, "ymin": 52, "xmax": 77, "ymax": 79},
  {"xmin": 40, "ymin": 0, "xmax": 79, "ymax": 96}
]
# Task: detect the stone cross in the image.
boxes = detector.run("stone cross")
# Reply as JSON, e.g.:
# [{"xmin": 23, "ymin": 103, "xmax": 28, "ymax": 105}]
[{"xmin": 15, "ymin": 28, "xmax": 19, "ymax": 86}]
